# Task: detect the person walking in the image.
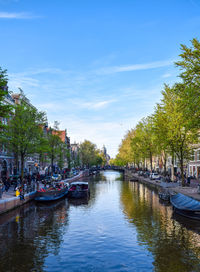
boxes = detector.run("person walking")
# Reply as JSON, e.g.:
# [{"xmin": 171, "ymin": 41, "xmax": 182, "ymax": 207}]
[
  {"xmin": 0, "ymin": 180, "xmax": 3, "ymax": 198},
  {"xmin": 5, "ymin": 178, "xmax": 10, "ymax": 192},
  {"xmin": 187, "ymin": 175, "xmax": 191, "ymax": 186},
  {"xmin": 19, "ymin": 185, "xmax": 24, "ymax": 200}
]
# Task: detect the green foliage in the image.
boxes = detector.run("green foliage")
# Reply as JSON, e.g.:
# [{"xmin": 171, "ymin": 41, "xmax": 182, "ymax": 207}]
[
  {"xmin": 79, "ymin": 140, "xmax": 105, "ymax": 167},
  {"xmin": 175, "ymin": 38, "xmax": 200, "ymax": 87},
  {"xmin": 133, "ymin": 117, "xmax": 157, "ymax": 170},
  {"xmin": 95, "ymin": 149, "xmax": 107, "ymax": 166},
  {"xmin": 114, "ymin": 38, "xmax": 200, "ymax": 185},
  {"xmin": 0, "ymin": 67, "xmax": 13, "ymax": 131},
  {"xmin": 159, "ymin": 84, "xmax": 199, "ymax": 184},
  {"xmin": 116, "ymin": 130, "xmax": 135, "ymax": 166},
  {"xmin": 6, "ymin": 103, "xmax": 46, "ymax": 180},
  {"xmin": 46, "ymin": 122, "xmax": 63, "ymax": 172}
]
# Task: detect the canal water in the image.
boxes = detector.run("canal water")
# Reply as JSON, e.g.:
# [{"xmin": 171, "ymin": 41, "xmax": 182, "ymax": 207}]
[{"xmin": 1, "ymin": 171, "xmax": 200, "ymax": 272}]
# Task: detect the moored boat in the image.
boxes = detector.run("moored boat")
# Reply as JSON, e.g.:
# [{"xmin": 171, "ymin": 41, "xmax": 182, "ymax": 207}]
[
  {"xmin": 68, "ymin": 181, "xmax": 89, "ymax": 198},
  {"xmin": 35, "ymin": 181, "xmax": 68, "ymax": 202},
  {"xmin": 170, "ymin": 193, "xmax": 200, "ymax": 220},
  {"xmin": 158, "ymin": 188, "xmax": 172, "ymax": 202}
]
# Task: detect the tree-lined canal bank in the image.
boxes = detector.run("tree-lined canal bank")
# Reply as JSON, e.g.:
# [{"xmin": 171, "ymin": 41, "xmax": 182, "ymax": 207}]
[{"xmin": 1, "ymin": 171, "xmax": 200, "ymax": 272}]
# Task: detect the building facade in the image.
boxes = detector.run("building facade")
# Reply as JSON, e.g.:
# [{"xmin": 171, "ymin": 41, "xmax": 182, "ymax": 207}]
[{"xmin": 0, "ymin": 91, "xmax": 15, "ymax": 179}]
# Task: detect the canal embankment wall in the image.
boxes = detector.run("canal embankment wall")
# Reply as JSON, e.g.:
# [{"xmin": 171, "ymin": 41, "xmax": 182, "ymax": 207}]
[
  {"xmin": 124, "ymin": 169, "xmax": 200, "ymax": 201},
  {"xmin": 0, "ymin": 191, "xmax": 35, "ymax": 215},
  {"xmin": 0, "ymin": 170, "xmax": 90, "ymax": 216}
]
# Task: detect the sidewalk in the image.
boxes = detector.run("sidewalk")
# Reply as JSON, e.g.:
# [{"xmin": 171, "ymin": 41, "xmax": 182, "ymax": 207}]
[
  {"xmin": 131, "ymin": 173, "xmax": 200, "ymax": 202},
  {"xmin": 0, "ymin": 188, "xmax": 16, "ymax": 200},
  {"xmin": 0, "ymin": 188, "xmax": 36, "ymax": 215},
  {"xmin": 0, "ymin": 170, "xmax": 89, "ymax": 215}
]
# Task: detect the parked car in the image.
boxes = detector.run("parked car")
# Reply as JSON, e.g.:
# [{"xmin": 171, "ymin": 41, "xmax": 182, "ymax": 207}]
[{"xmin": 150, "ymin": 173, "xmax": 160, "ymax": 180}]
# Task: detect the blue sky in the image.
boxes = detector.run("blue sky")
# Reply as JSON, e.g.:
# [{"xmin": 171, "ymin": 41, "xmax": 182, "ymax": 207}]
[{"xmin": 1, "ymin": 0, "xmax": 200, "ymax": 157}]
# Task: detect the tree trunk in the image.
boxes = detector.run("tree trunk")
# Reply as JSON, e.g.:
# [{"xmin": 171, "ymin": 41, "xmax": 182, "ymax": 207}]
[
  {"xmin": 143, "ymin": 160, "xmax": 145, "ymax": 170},
  {"xmin": 150, "ymin": 151, "xmax": 153, "ymax": 171},
  {"xmin": 180, "ymin": 158, "xmax": 185, "ymax": 186},
  {"xmin": 164, "ymin": 153, "xmax": 167, "ymax": 176},
  {"xmin": 20, "ymin": 154, "xmax": 24, "ymax": 188},
  {"xmin": 51, "ymin": 155, "xmax": 54, "ymax": 175},
  {"xmin": 171, "ymin": 152, "xmax": 175, "ymax": 181}
]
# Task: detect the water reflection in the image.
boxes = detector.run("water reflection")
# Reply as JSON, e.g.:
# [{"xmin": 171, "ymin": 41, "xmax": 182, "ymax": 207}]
[
  {"xmin": 121, "ymin": 181, "xmax": 200, "ymax": 272},
  {"xmin": 68, "ymin": 198, "xmax": 89, "ymax": 207},
  {"xmin": 0, "ymin": 199, "xmax": 69, "ymax": 272},
  {"xmin": 1, "ymin": 171, "xmax": 200, "ymax": 272}
]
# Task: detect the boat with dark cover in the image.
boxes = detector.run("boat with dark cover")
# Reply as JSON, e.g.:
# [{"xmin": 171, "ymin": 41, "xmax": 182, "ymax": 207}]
[
  {"xmin": 68, "ymin": 181, "xmax": 89, "ymax": 198},
  {"xmin": 170, "ymin": 193, "xmax": 200, "ymax": 220},
  {"xmin": 35, "ymin": 181, "xmax": 68, "ymax": 202}
]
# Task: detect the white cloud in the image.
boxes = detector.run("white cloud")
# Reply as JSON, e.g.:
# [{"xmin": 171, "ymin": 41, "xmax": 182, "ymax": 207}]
[
  {"xmin": 7, "ymin": 63, "xmax": 174, "ymax": 157},
  {"xmin": 9, "ymin": 73, "xmax": 39, "ymax": 88},
  {"xmin": 0, "ymin": 12, "xmax": 39, "ymax": 19},
  {"xmin": 162, "ymin": 73, "xmax": 172, "ymax": 78},
  {"xmin": 97, "ymin": 60, "xmax": 174, "ymax": 75},
  {"xmin": 54, "ymin": 115, "xmax": 140, "ymax": 158},
  {"xmin": 71, "ymin": 99, "xmax": 116, "ymax": 110}
]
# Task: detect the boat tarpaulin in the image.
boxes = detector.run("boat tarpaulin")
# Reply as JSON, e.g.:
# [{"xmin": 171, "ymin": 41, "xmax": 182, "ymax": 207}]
[{"xmin": 170, "ymin": 193, "xmax": 200, "ymax": 211}]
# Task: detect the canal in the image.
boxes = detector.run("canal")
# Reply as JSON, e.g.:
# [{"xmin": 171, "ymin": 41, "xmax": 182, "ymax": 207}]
[{"xmin": 1, "ymin": 170, "xmax": 200, "ymax": 272}]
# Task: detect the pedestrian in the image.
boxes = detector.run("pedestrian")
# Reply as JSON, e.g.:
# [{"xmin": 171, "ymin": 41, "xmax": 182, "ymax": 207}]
[
  {"xmin": 36, "ymin": 179, "xmax": 39, "ymax": 191},
  {"xmin": 5, "ymin": 178, "xmax": 10, "ymax": 192},
  {"xmin": 13, "ymin": 176, "xmax": 17, "ymax": 191},
  {"xmin": 187, "ymin": 175, "xmax": 191, "ymax": 186},
  {"xmin": 19, "ymin": 186, "xmax": 24, "ymax": 200},
  {"xmin": 0, "ymin": 180, "xmax": 3, "ymax": 198}
]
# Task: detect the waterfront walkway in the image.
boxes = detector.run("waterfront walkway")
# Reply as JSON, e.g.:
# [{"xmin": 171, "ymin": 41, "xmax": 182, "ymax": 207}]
[
  {"xmin": 0, "ymin": 170, "xmax": 88, "ymax": 215},
  {"xmin": 129, "ymin": 173, "xmax": 200, "ymax": 201}
]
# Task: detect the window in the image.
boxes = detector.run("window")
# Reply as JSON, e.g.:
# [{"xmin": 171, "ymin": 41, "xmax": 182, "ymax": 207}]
[{"xmin": 197, "ymin": 150, "xmax": 200, "ymax": 161}]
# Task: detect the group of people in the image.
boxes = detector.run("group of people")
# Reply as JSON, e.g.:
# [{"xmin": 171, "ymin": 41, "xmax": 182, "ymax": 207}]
[
  {"xmin": 0, "ymin": 176, "xmax": 12, "ymax": 198},
  {"xmin": 0, "ymin": 174, "xmax": 38, "ymax": 199}
]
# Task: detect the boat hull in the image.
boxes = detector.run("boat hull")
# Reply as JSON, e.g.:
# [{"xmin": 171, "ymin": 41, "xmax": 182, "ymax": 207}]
[
  {"xmin": 159, "ymin": 192, "xmax": 170, "ymax": 202},
  {"xmin": 170, "ymin": 193, "xmax": 200, "ymax": 220},
  {"xmin": 35, "ymin": 188, "xmax": 68, "ymax": 202},
  {"xmin": 173, "ymin": 207, "xmax": 200, "ymax": 220},
  {"xmin": 68, "ymin": 190, "xmax": 89, "ymax": 199}
]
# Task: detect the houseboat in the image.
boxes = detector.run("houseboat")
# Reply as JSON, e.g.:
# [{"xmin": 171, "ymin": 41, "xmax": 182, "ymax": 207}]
[
  {"xmin": 68, "ymin": 181, "xmax": 89, "ymax": 198},
  {"xmin": 35, "ymin": 181, "xmax": 68, "ymax": 202}
]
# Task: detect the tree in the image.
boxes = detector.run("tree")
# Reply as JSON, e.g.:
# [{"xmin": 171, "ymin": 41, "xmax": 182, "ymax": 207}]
[
  {"xmin": 47, "ymin": 122, "xmax": 63, "ymax": 174},
  {"xmin": 117, "ymin": 130, "xmax": 135, "ymax": 166},
  {"xmin": 175, "ymin": 38, "xmax": 200, "ymax": 129},
  {"xmin": 175, "ymin": 38, "xmax": 200, "ymax": 87},
  {"xmin": 79, "ymin": 140, "xmax": 100, "ymax": 167},
  {"xmin": 153, "ymin": 102, "xmax": 171, "ymax": 175},
  {"xmin": 159, "ymin": 84, "xmax": 199, "ymax": 185},
  {"xmin": 36, "ymin": 132, "xmax": 50, "ymax": 167},
  {"xmin": 6, "ymin": 103, "xmax": 46, "ymax": 183},
  {"xmin": 57, "ymin": 142, "xmax": 65, "ymax": 170},
  {"xmin": 0, "ymin": 67, "xmax": 13, "ymax": 131},
  {"xmin": 95, "ymin": 149, "xmax": 107, "ymax": 166},
  {"xmin": 132, "ymin": 117, "xmax": 157, "ymax": 171}
]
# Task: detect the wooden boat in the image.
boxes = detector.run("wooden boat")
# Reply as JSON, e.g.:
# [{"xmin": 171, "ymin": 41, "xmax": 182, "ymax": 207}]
[
  {"xmin": 158, "ymin": 188, "xmax": 172, "ymax": 202},
  {"xmin": 35, "ymin": 181, "xmax": 68, "ymax": 202},
  {"xmin": 159, "ymin": 191, "xmax": 170, "ymax": 202},
  {"xmin": 170, "ymin": 193, "xmax": 200, "ymax": 220},
  {"xmin": 68, "ymin": 181, "xmax": 89, "ymax": 198}
]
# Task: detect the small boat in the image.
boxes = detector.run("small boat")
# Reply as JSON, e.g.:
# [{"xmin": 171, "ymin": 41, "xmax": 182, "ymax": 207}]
[
  {"xmin": 129, "ymin": 178, "xmax": 138, "ymax": 182},
  {"xmin": 158, "ymin": 188, "xmax": 171, "ymax": 202},
  {"xmin": 35, "ymin": 181, "xmax": 68, "ymax": 202},
  {"xmin": 68, "ymin": 181, "xmax": 89, "ymax": 198},
  {"xmin": 170, "ymin": 193, "xmax": 200, "ymax": 220}
]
